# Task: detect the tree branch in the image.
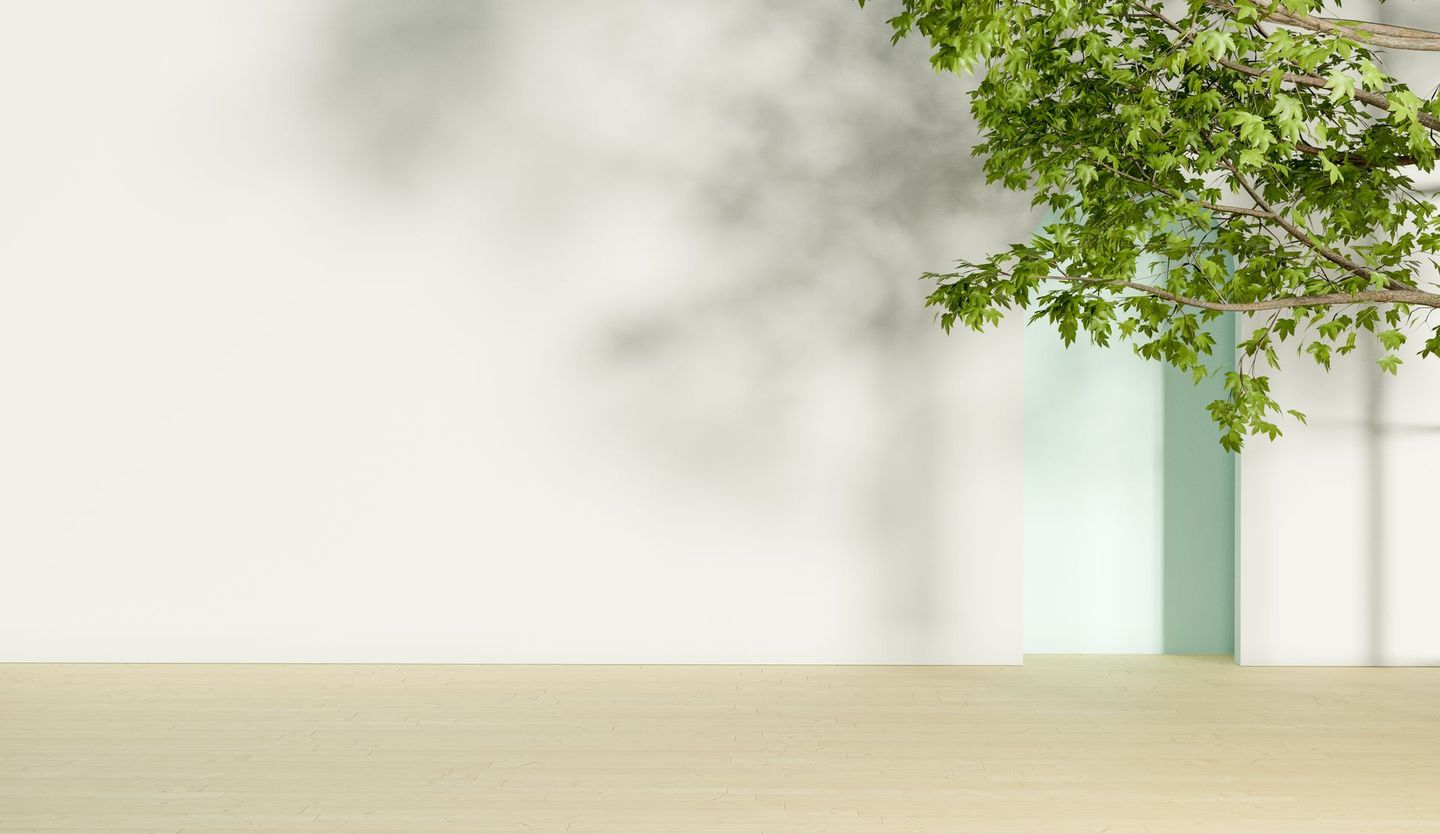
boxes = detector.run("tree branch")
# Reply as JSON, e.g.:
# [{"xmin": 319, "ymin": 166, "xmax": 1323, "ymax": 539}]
[
  {"xmin": 1091, "ymin": 158, "xmax": 1277, "ymax": 218},
  {"xmin": 1131, "ymin": 1, "xmax": 1440, "ymax": 132},
  {"xmin": 1087, "ymin": 156, "xmax": 1418, "ymax": 294},
  {"xmin": 1040, "ymin": 275, "xmax": 1440, "ymax": 312},
  {"xmin": 1208, "ymin": 2, "xmax": 1440, "ymax": 52},
  {"xmin": 1214, "ymin": 57, "xmax": 1440, "ymax": 133},
  {"xmin": 1294, "ymin": 141, "xmax": 1416, "ymax": 168},
  {"xmin": 1221, "ymin": 161, "xmax": 1382, "ymax": 282}
]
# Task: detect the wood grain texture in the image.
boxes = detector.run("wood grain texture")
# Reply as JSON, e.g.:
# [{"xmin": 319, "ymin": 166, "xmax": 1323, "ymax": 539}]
[{"xmin": 1, "ymin": 656, "xmax": 1437, "ymax": 833}]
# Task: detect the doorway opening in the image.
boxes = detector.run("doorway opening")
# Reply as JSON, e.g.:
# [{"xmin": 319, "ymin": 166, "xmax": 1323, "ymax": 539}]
[{"xmin": 1023, "ymin": 313, "xmax": 1236, "ymax": 654}]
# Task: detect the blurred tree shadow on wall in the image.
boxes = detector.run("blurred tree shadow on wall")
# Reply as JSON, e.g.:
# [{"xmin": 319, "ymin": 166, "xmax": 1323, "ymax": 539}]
[{"xmin": 310, "ymin": 0, "xmax": 1035, "ymax": 649}]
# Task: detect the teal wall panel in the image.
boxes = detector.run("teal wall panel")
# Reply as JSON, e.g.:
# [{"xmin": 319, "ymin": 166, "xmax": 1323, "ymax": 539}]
[
  {"xmin": 1023, "ymin": 311, "xmax": 1236, "ymax": 655},
  {"xmin": 1023, "ymin": 321, "xmax": 1164, "ymax": 653},
  {"xmin": 1162, "ymin": 314, "xmax": 1236, "ymax": 654}
]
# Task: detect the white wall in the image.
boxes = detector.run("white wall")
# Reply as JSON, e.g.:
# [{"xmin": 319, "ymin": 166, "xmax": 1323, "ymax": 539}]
[
  {"xmin": 1237, "ymin": 323, "xmax": 1440, "ymax": 666},
  {"xmin": 0, "ymin": 2, "xmax": 1030, "ymax": 663},
  {"xmin": 1236, "ymin": 0, "xmax": 1440, "ymax": 666},
  {"xmin": 1023, "ymin": 329, "xmax": 1165, "ymax": 653}
]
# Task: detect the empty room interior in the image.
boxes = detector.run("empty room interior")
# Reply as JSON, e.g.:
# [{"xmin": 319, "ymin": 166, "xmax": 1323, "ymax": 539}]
[{"xmin": 2, "ymin": 1, "xmax": 1439, "ymax": 831}]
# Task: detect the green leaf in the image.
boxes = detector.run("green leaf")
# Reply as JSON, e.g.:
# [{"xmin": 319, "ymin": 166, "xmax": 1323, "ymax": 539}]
[
  {"xmin": 872, "ymin": 0, "xmax": 1440, "ymax": 449},
  {"xmin": 1378, "ymin": 329, "xmax": 1407, "ymax": 351},
  {"xmin": 1324, "ymin": 70, "xmax": 1356, "ymax": 104}
]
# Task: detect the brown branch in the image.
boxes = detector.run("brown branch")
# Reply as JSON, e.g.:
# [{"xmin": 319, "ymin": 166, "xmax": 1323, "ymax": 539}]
[
  {"xmin": 1042, "ymin": 275, "xmax": 1440, "ymax": 312},
  {"xmin": 1131, "ymin": 1, "xmax": 1440, "ymax": 132},
  {"xmin": 1293, "ymin": 141, "xmax": 1416, "ymax": 168},
  {"xmin": 1207, "ymin": 2, "xmax": 1440, "ymax": 52},
  {"xmin": 1214, "ymin": 58, "xmax": 1440, "ymax": 133},
  {"xmin": 1086, "ymin": 147, "xmax": 1418, "ymax": 293},
  {"xmin": 1203, "ymin": 201, "xmax": 1274, "ymax": 219},
  {"xmin": 1092, "ymin": 158, "xmax": 1277, "ymax": 218},
  {"xmin": 1221, "ymin": 161, "xmax": 1379, "ymax": 281}
]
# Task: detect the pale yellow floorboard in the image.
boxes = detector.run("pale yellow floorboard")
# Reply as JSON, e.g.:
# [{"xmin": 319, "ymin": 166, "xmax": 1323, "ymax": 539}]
[{"xmin": 1, "ymin": 656, "xmax": 1438, "ymax": 832}]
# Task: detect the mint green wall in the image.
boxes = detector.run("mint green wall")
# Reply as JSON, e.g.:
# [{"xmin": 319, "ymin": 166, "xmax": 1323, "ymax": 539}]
[
  {"xmin": 1162, "ymin": 315, "xmax": 1236, "ymax": 654},
  {"xmin": 1024, "ymin": 312, "xmax": 1236, "ymax": 654},
  {"xmin": 1023, "ymin": 323, "xmax": 1164, "ymax": 653}
]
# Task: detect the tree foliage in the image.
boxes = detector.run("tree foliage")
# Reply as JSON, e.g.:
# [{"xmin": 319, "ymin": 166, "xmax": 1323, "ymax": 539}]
[{"xmin": 866, "ymin": 0, "xmax": 1440, "ymax": 450}]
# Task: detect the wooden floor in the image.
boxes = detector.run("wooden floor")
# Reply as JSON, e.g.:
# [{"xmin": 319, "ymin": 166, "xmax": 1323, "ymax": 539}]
[{"xmin": 1, "ymin": 656, "xmax": 1438, "ymax": 833}]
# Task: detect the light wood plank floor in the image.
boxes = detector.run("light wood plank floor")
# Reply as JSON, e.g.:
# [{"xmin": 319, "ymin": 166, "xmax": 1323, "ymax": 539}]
[{"xmin": 1, "ymin": 656, "xmax": 1437, "ymax": 833}]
